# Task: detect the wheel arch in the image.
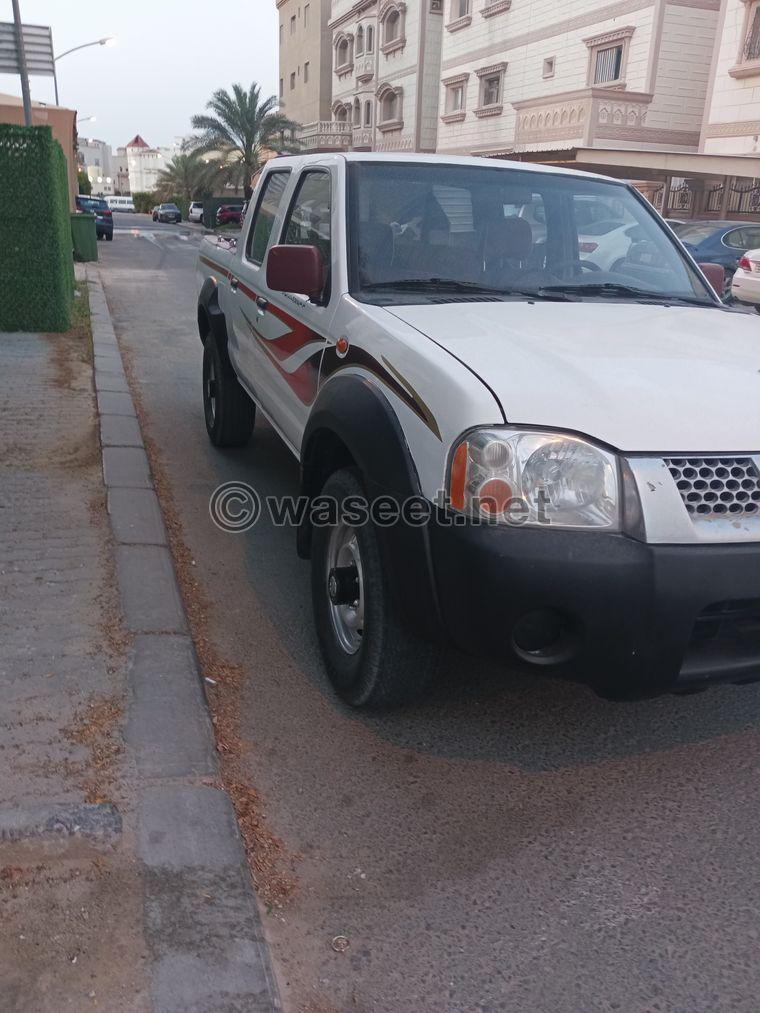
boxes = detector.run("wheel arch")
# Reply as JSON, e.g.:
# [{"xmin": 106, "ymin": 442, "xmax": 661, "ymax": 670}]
[
  {"xmin": 197, "ymin": 278, "xmax": 228, "ymax": 352},
  {"xmin": 299, "ymin": 374, "xmax": 444, "ymax": 642}
]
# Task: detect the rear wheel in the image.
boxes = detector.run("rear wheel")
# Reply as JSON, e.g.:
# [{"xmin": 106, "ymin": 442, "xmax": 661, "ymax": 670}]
[
  {"xmin": 311, "ymin": 468, "xmax": 439, "ymax": 709},
  {"xmin": 202, "ymin": 333, "xmax": 254, "ymax": 447}
]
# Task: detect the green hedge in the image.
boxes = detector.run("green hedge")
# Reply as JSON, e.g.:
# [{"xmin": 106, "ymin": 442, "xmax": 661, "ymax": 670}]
[{"xmin": 0, "ymin": 124, "xmax": 74, "ymax": 332}]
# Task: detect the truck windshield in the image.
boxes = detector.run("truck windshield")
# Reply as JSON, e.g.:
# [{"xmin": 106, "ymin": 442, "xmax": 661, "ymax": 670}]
[{"xmin": 348, "ymin": 162, "xmax": 715, "ymax": 306}]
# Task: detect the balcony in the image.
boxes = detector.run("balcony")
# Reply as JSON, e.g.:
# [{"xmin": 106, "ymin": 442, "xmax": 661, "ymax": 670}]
[
  {"xmin": 513, "ymin": 88, "xmax": 653, "ymax": 153},
  {"xmin": 355, "ymin": 55, "xmax": 375, "ymax": 83},
  {"xmin": 299, "ymin": 120, "xmax": 351, "ymax": 152}
]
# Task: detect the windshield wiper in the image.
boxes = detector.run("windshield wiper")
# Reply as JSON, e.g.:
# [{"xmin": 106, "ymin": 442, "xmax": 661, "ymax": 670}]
[
  {"xmin": 362, "ymin": 278, "xmax": 573, "ymax": 301},
  {"xmin": 536, "ymin": 282, "xmax": 714, "ymax": 307}
]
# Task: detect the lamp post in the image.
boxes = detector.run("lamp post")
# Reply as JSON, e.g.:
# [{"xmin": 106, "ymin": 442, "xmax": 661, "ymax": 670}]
[{"xmin": 53, "ymin": 37, "xmax": 116, "ymax": 105}]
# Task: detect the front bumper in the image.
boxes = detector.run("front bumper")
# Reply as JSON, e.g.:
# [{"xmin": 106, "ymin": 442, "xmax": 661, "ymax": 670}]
[{"xmin": 430, "ymin": 519, "xmax": 760, "ymax": 697}]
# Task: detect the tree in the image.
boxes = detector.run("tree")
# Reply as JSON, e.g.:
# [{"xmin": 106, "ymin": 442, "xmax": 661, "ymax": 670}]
[
  {"xmin": 189, "ymin": 82, "xmax": 300, "ymax": 199},
  {"xmin": 77, "ymin": 168, "xmax": 91, "ymax": 195},
  {"xmin": 154, "ymin": 152, "xmax": 213, "ymax": 202}
]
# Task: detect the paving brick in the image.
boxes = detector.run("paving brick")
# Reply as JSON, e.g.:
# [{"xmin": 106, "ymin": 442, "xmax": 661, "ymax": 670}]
[
  {"xmin": 102, "ymin": 446, "xmax": 151, "ymax": 488},
  {"xmin": 126, "ymin": 635, "xmax": 216, "ymax": 778},
  {"xmin": 100, "ymin": 414, "xmax": 143, "ymax": 448},
  {"xmin": 97, "ymin": 389, "xmax": 136, "ymax": 417},
  {"xmin": 116, "ymin": 544, "xmax": 187, "ymax": 633},
  {"xmin": 108, "ymin": 487, "xmax": 166, "ymax": 545}
]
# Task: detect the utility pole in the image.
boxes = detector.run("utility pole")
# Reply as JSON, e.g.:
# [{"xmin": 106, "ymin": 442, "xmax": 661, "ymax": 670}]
[{"xmin": 11, "ymin": 0, "xmax": 32, "ymax": 126}]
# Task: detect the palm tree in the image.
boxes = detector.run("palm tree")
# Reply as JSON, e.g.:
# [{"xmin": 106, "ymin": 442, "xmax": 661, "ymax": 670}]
[
  {"xmin": 154, "ymin": 152, "xmax": 214, "ymax": 202},
  {"xmin": 190, "ymin": 83, "xmax": 300, "ymax": 199}
]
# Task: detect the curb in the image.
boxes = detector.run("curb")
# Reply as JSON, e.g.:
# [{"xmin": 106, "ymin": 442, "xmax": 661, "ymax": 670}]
[{"xmin": 85, "ymin": 266, "xmax": 282, "ymax": 1013}]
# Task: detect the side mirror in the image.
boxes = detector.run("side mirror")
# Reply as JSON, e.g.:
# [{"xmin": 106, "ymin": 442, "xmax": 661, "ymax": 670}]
[
  {"xmin": 698, "ymin": 262, "xmax": 725, "ymax": 297},
  {"xmin": 267, "ymin": 245, "xmax": 325, "ymax": 302}
]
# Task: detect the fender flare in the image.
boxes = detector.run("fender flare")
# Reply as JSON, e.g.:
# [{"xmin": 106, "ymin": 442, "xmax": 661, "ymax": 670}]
[
  {"xmin": 299, "ymin": 374, "xmax": 445, "ymax": 642},
  {"xmin": 197, "ymin": 278, "xmax": 229, "ymax": 353}
]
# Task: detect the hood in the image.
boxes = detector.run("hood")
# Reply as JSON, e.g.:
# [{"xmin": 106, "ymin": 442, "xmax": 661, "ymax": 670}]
[{"xmin": 387, "ymin": 301, "xmax": 760, "ymax": 453}]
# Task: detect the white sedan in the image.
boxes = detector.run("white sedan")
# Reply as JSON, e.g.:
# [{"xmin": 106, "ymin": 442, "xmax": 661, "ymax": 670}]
[
  {"xmin": 188, "ymin": 201, "xmax": 204, "ymax": 223},
  {"xmin": 731, "ymin": 248, "xmax": 760, "ymax": 312},
  {"xmin": 578, "ymin": 220, "xmax": 641, "ymax": 272}
]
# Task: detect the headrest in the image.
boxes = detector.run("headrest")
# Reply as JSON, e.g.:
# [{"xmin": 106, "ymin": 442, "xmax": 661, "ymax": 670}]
[{"xmin": 485, "ymin": 216, "xmax": 533, "ymax": 261}]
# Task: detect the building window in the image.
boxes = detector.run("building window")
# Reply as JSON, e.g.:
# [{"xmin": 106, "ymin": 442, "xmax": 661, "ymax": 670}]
[
  {"xmin": 357, "ymin": 25, "xmax": 364, "ymax": 54},
  {"xmin": 584, "ymin": 27, "xmax": 634, "ymax": 86},
  {"xmin": 482, "ymin": 74, "xmax": 501, "ymax": 106},
  {"xmin": 366, "ymin": 25, "xmax": 374, "ymax": 52},
  {"xmin": 377, "ymin": 84, "xmax": 403, "ymax": 129},
  {"xmin": 431, "ymin": 0, "xmax": 443, "ymax": 10},
  {"xmin": 744, "ymin": 1, "xmax": 760, "ymax": 60},
  {"xmin": 279, "ymin": 24, "xmax": 284, "ymax": 44},
  {"xmin": 290, "ymin": 14, "xmax": 296, "ymax": 34},
  {"xmin": 381, "ymin": 3, "xmax": 407, "ymax": 54},
  {"xmin": 335, "ymin": 35, "xmax": 353, "ymax": 72},
  {"xmin": 353, "ymin": 98, "xmax": 361, "ymax": 125},
  {"xmin": 290, "ymin": 72, "xmax": 296, "ymax": 90},
  {"xmin": 304, "ymin": 2, "xmax": 310, "ymax": 28},
  {"xmin": 474, "ymin": 63, "xmax": 506, "ymax": 117},
  {"xmin": 543, "ymin": 56, "xmax": 556, "ymax": 79},
  {"xmin": 454, "ymin": 0, "xmax": 469, "ymax": 15},
  {"xmin": 304, "ymin": 61, "xmax": 310, "ymax": 83},
  {"xmin": 279, "ymin": 78, "xmax": 283, "ymax": 98},
  {"xmin": 364, "ymin": 101, "xmax": 372, "ymax": 126},
  {"xmin": 593, "ymin": 45, "xmax": 623, "ymax": 84}
]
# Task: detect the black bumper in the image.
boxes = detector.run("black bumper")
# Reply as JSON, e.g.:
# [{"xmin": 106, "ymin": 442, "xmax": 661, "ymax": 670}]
[{"xmin": 429, "ymin": 519, "xmax": 760, "ymax": 697}]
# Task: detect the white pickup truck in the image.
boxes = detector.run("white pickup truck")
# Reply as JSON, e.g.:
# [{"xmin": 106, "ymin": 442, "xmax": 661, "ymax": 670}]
[{"xmin": 196, "ymin": 152, "xmax": 760, "ymax": 708}]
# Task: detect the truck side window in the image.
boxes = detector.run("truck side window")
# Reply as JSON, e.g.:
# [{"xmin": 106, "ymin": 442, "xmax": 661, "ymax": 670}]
[
  {"xmin": 281, "ymin": 171, "xmax": 332, "ymax": 301},
  {"xmin": 245, "ymin": 171, "xmax": 290, "ymax": 265}
]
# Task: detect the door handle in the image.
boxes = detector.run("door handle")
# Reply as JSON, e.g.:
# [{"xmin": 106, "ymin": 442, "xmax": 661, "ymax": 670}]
[
  {"xmin": 256, "ymin": 296, "xmax": 269, "ymax": 312},
  {"xmin": 230, "ymin": 276, "xmax": 239, "ymax": 291}
]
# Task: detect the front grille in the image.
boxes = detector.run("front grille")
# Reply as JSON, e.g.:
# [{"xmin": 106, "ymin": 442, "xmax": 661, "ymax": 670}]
[{"xmin": 665, "ymin": 456, "xmax": 760, "ymax": 518}]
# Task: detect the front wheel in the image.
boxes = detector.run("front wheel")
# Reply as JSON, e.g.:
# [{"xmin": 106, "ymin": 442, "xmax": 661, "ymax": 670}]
[
  {"xmin": 202, "ymin": 333, "xmax": 254, "ymax": 447},
  {"xmin": 311, "ymin": 468, "xmax": 439, "ymax": 709}
]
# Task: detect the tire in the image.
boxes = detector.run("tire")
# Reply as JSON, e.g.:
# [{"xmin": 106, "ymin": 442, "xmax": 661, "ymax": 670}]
[
  {"xmin": 202, "ymin": 333, "xmax": 254, "ymax": 447},
  {"xmin": 311, "ymin": 468, "xmax": 439, "ymax": 709}
]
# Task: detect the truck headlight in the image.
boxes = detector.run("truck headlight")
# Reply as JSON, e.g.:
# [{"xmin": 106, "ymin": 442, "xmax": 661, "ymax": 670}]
[{"xmin": 448, "ymin": 429, "xmax": 621, "ymax": 530}]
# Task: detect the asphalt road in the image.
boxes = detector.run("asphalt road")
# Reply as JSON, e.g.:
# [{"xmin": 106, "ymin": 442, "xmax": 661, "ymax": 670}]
[{"xmin": 100, "ymin": 214, "xmax": 760, "ymax": 1013}]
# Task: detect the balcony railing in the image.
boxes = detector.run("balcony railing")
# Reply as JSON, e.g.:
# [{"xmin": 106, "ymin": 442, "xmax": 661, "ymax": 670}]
[
  {"xmin": 513, "ymin": 87, "xmax": 653, "ymax": 152},
  {"xmin": 299, "ymin": 121, "xmax": 352, "ymax": 152}
]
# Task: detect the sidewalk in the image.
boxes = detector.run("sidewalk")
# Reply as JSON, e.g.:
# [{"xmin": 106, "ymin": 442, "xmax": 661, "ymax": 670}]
[{"xmin": 0, "ymin": 270, "xmax": 279, "ymax": 1012}]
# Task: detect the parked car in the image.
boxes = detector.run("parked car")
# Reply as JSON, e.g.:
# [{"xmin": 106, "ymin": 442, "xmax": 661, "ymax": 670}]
[
  {"xmin": 188, "ymin": 201, "xmax": 204, "ymax": 223},
  {"xmin": 731, "ymin": 248, "xmax": 760, "ymax": 312},
  {"xmin": 577, "ymin": 220, "xmax": 644, "ymax": 272},
  {"xmin": 215, "ymin": 204, "xmax": 243, "ymax": 226},
  {"xmin": 674, "ymin": 220, "xmax": 760, "ymax": 296},
  {"xmin": 153, "ymin": 203, "xmax": 182, "ymax": 223},
  {"xmin": 107, "ymin": 195, "xmax": 135, "ymax": 213},
  {"xmin": 196, "ymin": 152, "xmax": 760, "ymax": 709},
  {"xmin": 75, "ymin": 194, "xmax": 113, "ymax": 240}
]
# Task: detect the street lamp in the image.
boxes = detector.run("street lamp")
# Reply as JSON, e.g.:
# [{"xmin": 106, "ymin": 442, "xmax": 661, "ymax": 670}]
[
  {"xmin": 76, "ymin": 115, "xmax": 96, "ymax": 124},
  {"xmin": 54, "ymin": 37, "xmax": 116, "ymax": 105}
]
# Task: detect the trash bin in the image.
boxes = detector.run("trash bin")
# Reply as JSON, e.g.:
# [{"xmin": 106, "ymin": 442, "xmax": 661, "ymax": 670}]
[{"xmin": 70, "ymin": 212, "xmax": 98, "ymax": 262}]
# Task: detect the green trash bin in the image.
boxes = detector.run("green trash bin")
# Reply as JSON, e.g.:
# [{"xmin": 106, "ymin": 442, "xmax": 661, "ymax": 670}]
[{"xmin": 70, "ymin": 212, "xmax": 98, "ymax": 262}]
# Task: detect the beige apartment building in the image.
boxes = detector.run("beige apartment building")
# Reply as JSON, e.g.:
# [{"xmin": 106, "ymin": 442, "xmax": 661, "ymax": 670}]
[
  {"xmin": 277, "ymin": 0, "xmax": 333, "ymax": 129},
  {"xmin": 702, "ymin": 0, "xmax": 760, "ymax": 155},
  {"xmin": 436, "ymin": 0, "xmax": 721, "ymax": 158}
]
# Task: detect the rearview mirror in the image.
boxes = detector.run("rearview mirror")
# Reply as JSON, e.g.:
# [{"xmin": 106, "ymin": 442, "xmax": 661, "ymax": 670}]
[
  {"xmin": 698, "ymin": 262, "xmax": 725, "ymax": 297},
  {"xmin": 267, "ymin": 245, "xmax": 325, "ymax": 302}
]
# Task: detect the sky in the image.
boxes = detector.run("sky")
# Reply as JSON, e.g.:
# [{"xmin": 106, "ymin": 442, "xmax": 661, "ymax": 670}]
[{"xmin": 0, "ymin": 0, "xmax": 279, "ymax": 150}]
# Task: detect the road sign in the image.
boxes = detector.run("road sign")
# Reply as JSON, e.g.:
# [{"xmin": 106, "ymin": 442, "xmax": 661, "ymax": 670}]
[{"xmin": 0, "ymin": 21, "xmax": 54, "ymax": 76}]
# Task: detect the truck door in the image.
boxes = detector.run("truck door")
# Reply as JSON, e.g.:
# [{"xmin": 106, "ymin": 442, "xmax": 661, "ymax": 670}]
[{"xmin": 248, "ymin": 167, "xmax": 338, "ymax": 453}]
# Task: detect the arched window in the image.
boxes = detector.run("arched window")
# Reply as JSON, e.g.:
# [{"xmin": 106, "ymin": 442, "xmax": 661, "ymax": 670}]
[
  {"xmin": 356, "ymin": 25, "xmax": 364, "ymax": 55},
  {"xmin": 366, "ymin": 25, "xmax": 374, "ymax": 52},
  {"xmin": 335, "ymin": 104, "xmax": 348, "ymax": 123},
  {"xmin": 335, "ymin": 34, "xmax": 353, "ymax": 71},
  {"xmin": 364, "ymin": 101, "xmax": 372, "ymax": 126},
  {"xmin": 385, "ymin": 10, "xmax": 400, "ymax": 43},
  {"xmin": 353, "ymin": 98, "xmax": 361, "ymax": 125}
]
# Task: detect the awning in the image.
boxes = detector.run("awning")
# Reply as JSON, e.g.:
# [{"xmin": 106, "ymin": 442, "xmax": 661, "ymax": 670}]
[{"xmin": 506, "ymin": 146, "xmax": 760, "ymax": 182}]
